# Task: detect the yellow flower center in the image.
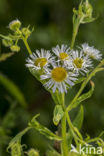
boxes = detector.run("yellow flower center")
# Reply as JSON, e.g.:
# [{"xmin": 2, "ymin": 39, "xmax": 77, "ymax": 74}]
[
  {"xmin": 59, "ymin": 52, "xmax": 69, "ymax": 60},
  {"xmin": 51, "ymin": 67, "xmax": 67, "ymax": 82},
  {"xmin": 34, "ymin": 58, "xmax": 47, "ymax": 67},
  {"xmin": 73, "ymin": 58, "xmax": 83, "ymax": 68}
]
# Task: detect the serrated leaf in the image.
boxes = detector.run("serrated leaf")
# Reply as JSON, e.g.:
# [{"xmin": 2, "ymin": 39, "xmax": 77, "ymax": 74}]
[
  {"xmin": 70, "ymin": 81, "xmax": 95, "ymax": 110},
  {"xmin": 0, "ymin": 74, "xmax": 27, "ymax": 108},
  {"xmin": 53, "ymin": 105, "xmax": 64, "ymax": 126},
  {"xmin": 29, "ymin": 115, "xmax": 62, "ymax": 141},
  {"xmin": 0, "ymin": 53, "xmax": 14, "ymax": 62}
]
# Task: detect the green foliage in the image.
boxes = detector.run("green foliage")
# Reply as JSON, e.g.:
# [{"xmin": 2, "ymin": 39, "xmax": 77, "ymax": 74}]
[
  {"xmin": 29, "ymin": 114, "xmax": 62, "ymax": 141},
  {"xmin": 67, "ymin": 106, "xmax": 84, "ymax": 148},
  {"xmin": 46, "ymin": 148, "xmax": 61, "ymax": 156},
  {"xmin": 53, "ymin": 105, "xmax": 64, "ymax": 126},
  {"xmin": 0, "ymin": 74, "xmax": 27, "ymax": 108},
  {"xmin": 0, "ymin": 53, "xmax": 14, "ymax": 62},
  {"xmin": 73, "ymin": 105, "xmax": 84, "ymax": 130},
  {"xmin": 70, "ymin": 81, "xmax": 95, "ymax": 110},
  {"xmin": 73, "ymin": 0, "xmax": 95, "ymax": 25},
  {"xmin": 0, "ymin": 0, "xmax": 104, "ymax": 156}
]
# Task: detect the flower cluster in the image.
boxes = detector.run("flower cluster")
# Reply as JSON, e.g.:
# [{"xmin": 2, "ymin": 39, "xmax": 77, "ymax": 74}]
[{"xmin": 26, "ymin": 43, "xmax": 102, "ymax": 93}]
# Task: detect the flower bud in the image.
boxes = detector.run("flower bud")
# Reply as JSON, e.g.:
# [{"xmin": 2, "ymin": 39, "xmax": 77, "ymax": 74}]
[
  {"xmin": 2, "ymin": 39, "xmax": 13, "ymax": 47},
  {"xmin": 9, "ymin": 19, "xmax": 21, "ymax": 31},
  {"xmin": 10, "ymin": 45, "xmax": 20, "ymax": 52},
  {"xmin": 28, "ymin": 149, "xmax": 39, "ymax": 156},
  {"xmin": 82, "ymin": 0, "xmax": 93, "ymax": 18},
  {"xmin": 22, "ymin": 28, "xmax": 31, "ymax": 38},
  {"xmin": 11, "ymin": 143, "xmax": 22, "ymax": 156}
]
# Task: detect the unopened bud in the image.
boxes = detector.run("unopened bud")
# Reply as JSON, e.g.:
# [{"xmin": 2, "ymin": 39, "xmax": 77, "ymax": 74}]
[
  {"xmin": 22, "ymin": 28, "xmax": 31, "ymax": 38},
  {"xmin": 11, "ymin": 143, "xmax": 22, "ymax": 156},
  {"xmin": 10, "ymin": 45, "xmax": 20, "ymax": 52},
  {"xmin": 28, "ymin": 149, "xmax": 39, "ymax": 156},
  {"xmin": 9, "ymin": 19, "xmax": 21, "ymax": 31},
  {"xmin": 82, "ymin": 0, "xmax": 93, "ymax": 18},
  {"xmin": 2, "ymin": 39, "xmax": 13, "ymax": 47}
]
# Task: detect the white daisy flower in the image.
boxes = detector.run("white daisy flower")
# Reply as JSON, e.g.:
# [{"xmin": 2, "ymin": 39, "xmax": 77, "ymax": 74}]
[
  {"xmin": 70, "ymin": 50, "xmax": 92, "ymax": 74},
  {"xmin": 52, "ymin": 44, "xmax": 71, "ymax": 66},
  {"xmin": 40, "ymin": 65, "xmax": 78, "ymax": 93},
  {"xmin": 81, "ymin": 43, "xmax": 102, "ymax": 60},
  {"xmin": 26, "ymin": 49, "xmax": 54, "ymax": 70}
]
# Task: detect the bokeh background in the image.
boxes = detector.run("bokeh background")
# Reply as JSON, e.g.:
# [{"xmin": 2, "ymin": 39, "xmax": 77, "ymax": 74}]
[{"xmin": 0, "ymin": 0, "xmax": 104, "ymax": 155}]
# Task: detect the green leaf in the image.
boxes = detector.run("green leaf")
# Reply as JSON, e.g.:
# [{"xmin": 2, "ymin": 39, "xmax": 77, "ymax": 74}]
[
  {"xmin": 75, "ymin": 77, "xmax": 86, "ymax": 85},
  {"xmin": 0, "ymin": 74, "xmax": 27, "ymax": 108},
  {"xmin": 67, "ymin": 106, "xmax": 84, "ymax": 148},
  {"xmin": 46, "ymin": 148, "xmax": 61, "ymax": 156},
  {"xmin": 53, "ymin": 105, "xmax": 64, "ymax": 126},
  {"xmin": 51, "ymin": 90, "xmax": 64, "ymax": 105},
  {"xmin": 28, "ymin": 67, "xmax": 41, "ymax": 81},
  {"xmin": 0, "ymin": 53, "xmax": 14, "ymax": 62},
  {"xmin": 81, "ymin": 17, "xmax": 96, "ymax": 24},
  {"xmin": 73, "ymin": 105, "xmax": 84, "ymax": 130},
  {"xmin": 7, "ymin": 114, "xmax": 39, "ymax": 151},
  {"xmin": 29, "ymin": 114, "xmax": 62, "ymax": 141},
  {"xmin": 7, "ymin": 127, "xmax": 31, "ymax": 151},
  {"xmin": 70, "ymin": 81, "xmax": 95, "ymax": 110},
  {"xmin": 0, "ymin": 34, "xmax": 12, "ymax": 40}
]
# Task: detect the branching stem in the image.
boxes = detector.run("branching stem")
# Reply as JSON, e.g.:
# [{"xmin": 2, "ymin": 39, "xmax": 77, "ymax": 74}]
[{"xmin": 22, "ymin": 37, "xmax": 32, "ymax": 55}]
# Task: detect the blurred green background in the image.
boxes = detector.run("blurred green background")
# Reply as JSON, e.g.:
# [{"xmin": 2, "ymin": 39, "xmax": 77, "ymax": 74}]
[{"xmin": 0, "ymin": 0, "xmax": 104, "ymax": 155}]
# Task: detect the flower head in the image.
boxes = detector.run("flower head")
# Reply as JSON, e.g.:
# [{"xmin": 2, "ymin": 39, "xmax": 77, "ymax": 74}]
[
  {"xmin": 10, "ymin": 45, "xmax": 20, "ymax": 52},
  {"xmin": 81, "ymin": 43, "xmax": 102, "ymax": 60},
  {"xmin": 70, "ymin": 50, "xmax": 92, "ymax": 74},
  {"xmin": 9, "ymin": 19, "xmax": 21, "ymax": 31},
  {"xmin": 52, "ymin": 45, "xmax": 71, "ymax": 66},
  {"xmin": 26, "ymin": 49, "xmax": 54, "ymax": 70},
  {"xmin": 41, "ymin": 65, "xmax": 78, "ymax": 93}
]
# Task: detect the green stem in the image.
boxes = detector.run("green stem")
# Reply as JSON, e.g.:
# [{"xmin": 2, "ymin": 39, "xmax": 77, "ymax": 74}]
[
  {"xmin": 61, "ymin": 93, "xmax": 68, "ymax": 156},
  {"xmin": 66, "ymin": 61, "xmax": 104, "ymax": 112},
  {"xmin": 61, "ymin": 114, "xmax": 68, "ymax": 156},
  {"xmin": 70, "ymin": 24, "xmax": 79, "ymax": 49},
  {"xmin": 22, "ymin": 37, "xmax": 32, "ymax": 55},
  {"xmin": 66, "ymin": 112, "xmax": 86, "ymax": 146},
  {"xmin": 70, "ymin": 18, "xmax": 80, "ymax": 49}
]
